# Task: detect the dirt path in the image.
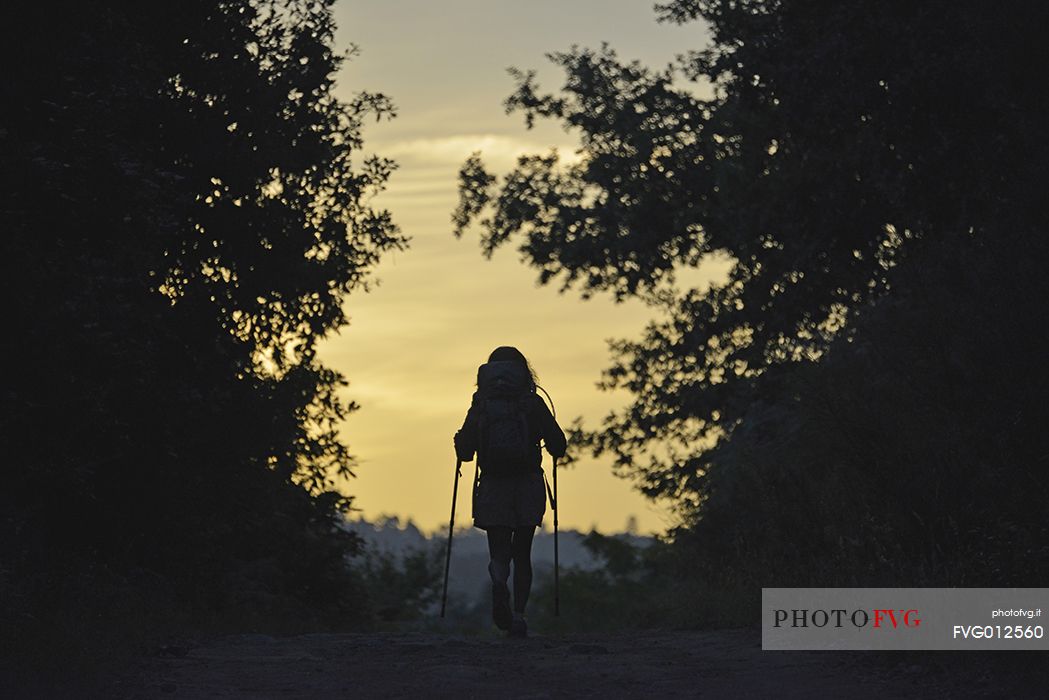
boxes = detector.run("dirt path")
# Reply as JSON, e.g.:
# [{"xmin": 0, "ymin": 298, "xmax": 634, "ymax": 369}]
[{"xmin": 113, "ymin": 627, "xmax": 1002, "ymax": 699}]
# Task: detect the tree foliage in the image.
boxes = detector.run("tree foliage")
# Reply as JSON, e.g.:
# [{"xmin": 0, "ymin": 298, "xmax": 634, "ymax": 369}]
[
  {"xmin": 2, "ymin": 0, "xmax": 406, "ymax": 647},
  {"xmin": 455, "ymin": 1, "xmax": 1049, "ymax": 583}
]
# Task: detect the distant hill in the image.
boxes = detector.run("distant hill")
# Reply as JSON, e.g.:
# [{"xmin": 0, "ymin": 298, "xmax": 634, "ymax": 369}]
[{"xmin": 342, "ymin": 516, "xmax": 653, "ymax": 601}]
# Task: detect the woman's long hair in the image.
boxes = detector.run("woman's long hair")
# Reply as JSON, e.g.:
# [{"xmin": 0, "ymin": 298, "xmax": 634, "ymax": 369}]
[{"xmin": 487, "ymin": 345, "xmax": 538, "ymax": 387}]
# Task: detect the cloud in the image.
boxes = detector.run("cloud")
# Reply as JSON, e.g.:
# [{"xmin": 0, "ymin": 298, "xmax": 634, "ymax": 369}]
[{"xmin": 381, "ymin": 133, "xmax": 582, "ymax": 171}]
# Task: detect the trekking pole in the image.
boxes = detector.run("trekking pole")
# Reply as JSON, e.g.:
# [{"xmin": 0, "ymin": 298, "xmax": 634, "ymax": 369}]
[
  {"xmin": 440, "ymin": 458, "xmax": 462, "ymax": 618},
  {"xmin": 537, "ymin": 386, "xmax": 561, "ymax": 616},
  {"xmin": 553, "ymin": 455, "xmax": 560, "ymax": 617}
]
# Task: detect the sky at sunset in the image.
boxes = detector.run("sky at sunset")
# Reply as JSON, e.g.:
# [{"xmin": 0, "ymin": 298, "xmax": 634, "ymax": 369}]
[{"xmin": 319, "ymin": 0, "xmax": 719, "ymax": 535}]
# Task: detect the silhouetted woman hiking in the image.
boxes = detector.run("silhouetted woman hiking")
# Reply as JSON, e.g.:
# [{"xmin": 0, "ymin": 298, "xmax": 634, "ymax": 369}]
[{"xmin": 454, "ymin": 346, "xmax": 567, "ymax": 637}]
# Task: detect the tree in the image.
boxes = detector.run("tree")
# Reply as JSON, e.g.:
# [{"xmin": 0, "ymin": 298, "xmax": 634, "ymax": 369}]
[
  {"xmin": 2, "ymin": 0, "xmax": 406, "ymax": 641},
  {"xmin": 454, "ymin": 1, "xmax": 1049, "ymax": 583}
]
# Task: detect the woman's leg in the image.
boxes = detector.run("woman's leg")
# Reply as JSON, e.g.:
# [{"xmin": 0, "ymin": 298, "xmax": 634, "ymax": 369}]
[
  {"xmin": 486, "ymin": 526, "xmax": 513, "ymax": 630},
  {"xmin": 486, "ymin": 526, "xmax": 513, "ymax": 584},
  {"xmin": 510, "ymin": 525, "xmax": 536, "ymax": 614}
]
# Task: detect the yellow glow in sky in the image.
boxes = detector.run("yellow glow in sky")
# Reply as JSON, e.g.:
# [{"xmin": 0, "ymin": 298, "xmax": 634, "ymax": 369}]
[{"xmin": 320, "ymin": 1, "xmax": 714, "ymax": 534}]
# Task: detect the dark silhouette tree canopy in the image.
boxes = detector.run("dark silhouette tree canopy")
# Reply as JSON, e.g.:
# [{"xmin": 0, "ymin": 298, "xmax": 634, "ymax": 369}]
[
  {"xmin": 455, "ymin": 0, "xmax": 1049, "ymax": 584},
  {"xmin": 2, "ymin": 0, "xmax": 406, "ymax": 636}
]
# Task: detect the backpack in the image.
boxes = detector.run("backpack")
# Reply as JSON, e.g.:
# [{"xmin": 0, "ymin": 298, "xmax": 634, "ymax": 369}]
[{"xmin": 475, "ymin": 361, "xmax": 535, "ymax": 474}]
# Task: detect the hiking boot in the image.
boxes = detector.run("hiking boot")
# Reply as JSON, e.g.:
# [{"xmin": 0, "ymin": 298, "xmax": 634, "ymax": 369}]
[
  {"xmin": 509, "ymin": 616, "xmax": 528, "ymax": 638},
  {"xmin": 491, "ymin": 582, "xmax": 512, "ymax": 631}
]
